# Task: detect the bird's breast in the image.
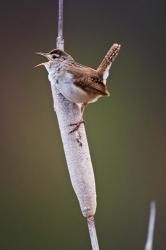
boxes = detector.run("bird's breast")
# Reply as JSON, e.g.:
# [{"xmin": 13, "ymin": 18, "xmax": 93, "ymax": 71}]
[{"xmin": 48, "ymin": 70, "xmax": 100, "ymax": 104}]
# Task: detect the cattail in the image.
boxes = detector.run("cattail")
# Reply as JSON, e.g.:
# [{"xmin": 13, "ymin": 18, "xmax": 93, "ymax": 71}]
[
  {"xmin": 50, "ymin": 85, "xmax": 97, "ymax": 218},
  {"xmin": 44, "ymin": 0, "xmax": 99, "ymax": 249}
]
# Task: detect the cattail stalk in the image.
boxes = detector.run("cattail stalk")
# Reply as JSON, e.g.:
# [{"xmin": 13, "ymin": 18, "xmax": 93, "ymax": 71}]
[{"xmin": 52, "ymin": 0, "xmax": 99, "ymax": 248}]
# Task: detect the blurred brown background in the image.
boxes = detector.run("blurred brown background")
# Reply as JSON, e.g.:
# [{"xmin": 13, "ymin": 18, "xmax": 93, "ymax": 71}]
[{"xmin": 0, "ymin": 0, "xmax": 166, "ymax": 249}]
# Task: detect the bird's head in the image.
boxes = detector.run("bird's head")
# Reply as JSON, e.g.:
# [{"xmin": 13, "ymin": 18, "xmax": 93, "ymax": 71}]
[{"xmin": 35, "ymin": 49, "xmax": 73, "ymax": 68}]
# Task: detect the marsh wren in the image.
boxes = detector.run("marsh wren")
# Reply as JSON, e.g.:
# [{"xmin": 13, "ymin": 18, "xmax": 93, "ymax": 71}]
[{"xmin": 36, "ymin": 43, "xmax": 121, "ymax": 133}]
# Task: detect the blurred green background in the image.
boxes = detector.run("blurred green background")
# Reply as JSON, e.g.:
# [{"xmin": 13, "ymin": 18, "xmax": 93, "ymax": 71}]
[{"xmin": 0, "ymin": 0, "xmax": 165, "ymax": 249}]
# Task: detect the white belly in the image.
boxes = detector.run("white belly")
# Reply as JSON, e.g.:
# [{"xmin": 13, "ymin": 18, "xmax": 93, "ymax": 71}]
[{"xmin": 48, "ymin": 71, "xmax": 100, "ymax": 104}]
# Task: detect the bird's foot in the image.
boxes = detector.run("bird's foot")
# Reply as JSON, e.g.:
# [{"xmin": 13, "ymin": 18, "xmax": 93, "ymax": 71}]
[{"xmin": 69, "ymin": 119, "xmax": 85, "ymax": 134}]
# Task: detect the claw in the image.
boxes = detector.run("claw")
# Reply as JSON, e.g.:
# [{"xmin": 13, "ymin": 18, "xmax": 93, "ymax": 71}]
[{"xmin": 69, "ymin": 119, "xmax": 85, "ymax": 134}]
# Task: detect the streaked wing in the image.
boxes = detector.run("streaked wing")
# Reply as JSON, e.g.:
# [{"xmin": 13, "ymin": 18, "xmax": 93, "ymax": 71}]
[{"xmin": 68, "ymin": 64, "xmax": 109, "ymax": 96}]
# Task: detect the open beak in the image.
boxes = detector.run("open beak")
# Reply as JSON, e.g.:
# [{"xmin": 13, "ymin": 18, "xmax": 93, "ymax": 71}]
[
  {"xmin": 35, "ymin": 52, "xmax": 49, "ymax": 57},
  {"xmin": 34, "ymin": 62, "xmax": 46, "ymax": 68},
  {"xmin": 35, "ymin": 52, "xmax": 50, "ymax": 68}
]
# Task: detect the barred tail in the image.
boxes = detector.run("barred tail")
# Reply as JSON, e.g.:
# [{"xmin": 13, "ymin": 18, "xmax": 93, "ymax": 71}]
[{"xmin": 97, "ymin": 43, "xmax": 121, "ymax": 84}]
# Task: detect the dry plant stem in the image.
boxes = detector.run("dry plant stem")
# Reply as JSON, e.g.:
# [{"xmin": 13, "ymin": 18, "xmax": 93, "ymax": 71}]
[
  {"xmin": 53, "ymin": 0, "xmax": 99, "ymax": 249},
  {"xmin": 145, "ymin": 201, "xmax": 156, "ymax": 250},
  {"xmin": 56, "ymin": 0, "xmax": 64, "ymax": 49},
  {"xmin": 87, "ymin": 217, "xmax": 99, "ymax": 250}
]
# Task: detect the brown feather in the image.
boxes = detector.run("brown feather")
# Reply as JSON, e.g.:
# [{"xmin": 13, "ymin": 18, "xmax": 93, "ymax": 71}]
[
  {"xmin": 67, "ymin": 63, "xmax": 110, "ymax": 96},
  {"xmin": 97, "ymin": 43, "xmax": 121, "ymax": 77}
]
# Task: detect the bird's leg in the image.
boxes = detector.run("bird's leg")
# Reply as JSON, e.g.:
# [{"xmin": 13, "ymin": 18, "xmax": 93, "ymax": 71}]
[
  {"xmin": 81, "ymin": 102, "xmax": 87, "ymax": 114},
  {"xmin": 69, "ymin": 103, "xmax": 87, "ymax": 134}
]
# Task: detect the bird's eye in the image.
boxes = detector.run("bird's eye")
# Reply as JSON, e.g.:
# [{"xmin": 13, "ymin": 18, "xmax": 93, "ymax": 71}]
[{"xmin": 52, "ymin": 55, "xmax": 57, "ymax": 59}]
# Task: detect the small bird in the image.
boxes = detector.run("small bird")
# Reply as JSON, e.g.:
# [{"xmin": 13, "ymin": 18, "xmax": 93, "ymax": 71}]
[{"xmin": 36, "ymin": 43, "xmax": 121, "ymax": 133}]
